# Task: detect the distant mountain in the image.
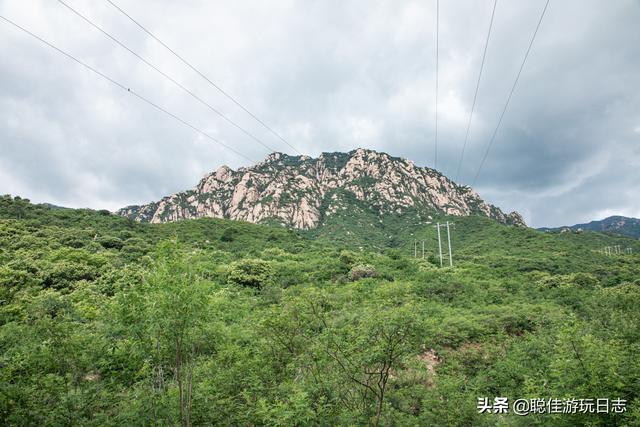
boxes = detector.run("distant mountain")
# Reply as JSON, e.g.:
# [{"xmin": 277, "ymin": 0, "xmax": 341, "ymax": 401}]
[
  {"xmin": 117, "ymin": 148, "xmax": 525, "ymax": 229},
  {"xmin": 39, "ymin": 202, "xmax": 69, "ymax": 210},
  {"xmin": 539, "ymin": 216, "xmax": 640, "ymax": 238}
]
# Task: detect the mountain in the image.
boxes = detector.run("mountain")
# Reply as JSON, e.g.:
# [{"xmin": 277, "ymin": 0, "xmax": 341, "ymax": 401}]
[
  {"xmin": 539, "ymin": 215, "xmax": 640, "ymax": 238},
  {"xmin": 117, "ymin": 148, "xmax": 525, "ymax": 229}
]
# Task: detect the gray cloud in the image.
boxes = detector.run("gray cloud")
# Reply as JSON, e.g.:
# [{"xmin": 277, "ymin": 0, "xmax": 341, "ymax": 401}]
[{"xmin": 1, "ymin": 0, "xmax": 638, "ymax": 227}]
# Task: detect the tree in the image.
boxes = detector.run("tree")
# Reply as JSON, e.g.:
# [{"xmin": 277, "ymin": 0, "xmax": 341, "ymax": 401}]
[
  {"xmin": 226, "ymin": 258, "xmax": 272, "ymax": 288},
  {"xmin": 291, "ymin": 290, "xmax": 423, "ymax": 425},
  {"xmin": 144, "ymin": 241, "xmax": 213, "ymax": 427},
  {"xmin": 0, "ymin": 195, "xmax": 31, "ymax": 219}
]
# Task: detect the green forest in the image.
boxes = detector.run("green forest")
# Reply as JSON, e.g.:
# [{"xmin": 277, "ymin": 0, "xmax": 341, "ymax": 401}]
[{"xmin": 1, "ymin": 195, "xmax": 639, "ymax": 426}]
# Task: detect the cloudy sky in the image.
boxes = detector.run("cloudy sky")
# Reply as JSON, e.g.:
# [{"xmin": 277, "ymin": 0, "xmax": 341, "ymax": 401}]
[{"xmin": 1, "ymin": 0, "xmax": 639, "ymax": 227}]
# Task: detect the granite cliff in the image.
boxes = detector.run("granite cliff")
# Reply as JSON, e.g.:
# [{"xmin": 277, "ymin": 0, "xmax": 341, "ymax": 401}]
[{"xmin": 117, "ymin": 149, "xmax": 526, "ymax": 229}]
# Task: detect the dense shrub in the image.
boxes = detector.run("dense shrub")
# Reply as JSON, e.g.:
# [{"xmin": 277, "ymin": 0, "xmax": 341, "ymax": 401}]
[
  {"xmin": 120, "ymin": 237, "xmax": 151, "ymax": 260},
  {"xmin": 220, "ymin": 227, "xmax": 237, "ymax": 242},
  {"xmin": 0, "ymin": 196, "xmax": 639, "ymax": 426},
  {"xmin": 227, "ymin": 258, "xmax": 273, "ymax": 288},
  {"xmin": 59, "ymin": 233, "xmax": 89, "ymax": 248},
  {"xmin": 339, "ymin": 250, "xmax": 357, "ymax": 266},
  {"xmin": 348, "ymin": 264, "xmax": 378, "ymax": 281},
  {"xmin": 571, "ymin": 272, "xmax": 599, "ymax": 288},
  {"xmin": 40, "ymin": 261, "xmax": 101, "ymax": 289},
  {"xmin": 97, "ymin": 235, "xmax": 124, "ymax": 250}
]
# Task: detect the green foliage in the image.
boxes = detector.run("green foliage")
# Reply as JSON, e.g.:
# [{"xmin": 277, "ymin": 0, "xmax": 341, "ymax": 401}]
[
  {"xmin": 0, "ymin": 196, "xmax": 639, "ymax": 425},
  {"xmin": 339, "ymin": 249, "xmax": 358, "ymax": 266},
  {"xmin": 226, "ymin": 258, "xmax": 273, "ymax": 288},
  {"xmin": 96, "ymin": 235, "xmax": 124, "ymax": 250},
  {"xmin": 219, "ymin": 227, "xmax": 237, "ymax": 242},
  {"xmin": 348, "ymin": 264, "xmax": 378, "ymax": 281}
]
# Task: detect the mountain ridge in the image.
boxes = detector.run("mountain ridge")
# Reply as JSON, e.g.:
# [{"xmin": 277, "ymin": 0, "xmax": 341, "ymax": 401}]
[
  {"xmin": 539, "ymin": 215, "xmax": 640, "ymax": 238},
  {"xmin": 117, "ymin": 148, "xmax": 526, "ymax": 229}
]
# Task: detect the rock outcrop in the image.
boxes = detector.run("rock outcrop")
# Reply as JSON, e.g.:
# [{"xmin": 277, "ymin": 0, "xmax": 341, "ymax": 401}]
[{"xmin": 117, "ymin": 149, "xmax": 526, "ymax": 228}]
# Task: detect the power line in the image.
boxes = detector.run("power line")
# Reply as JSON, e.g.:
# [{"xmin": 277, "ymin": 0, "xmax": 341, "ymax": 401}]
[
  {"xmin": 471, "ymin": 0, "xmax": 550, "ymax": 186},
  {"xmin": 57, "ymin": 0, "xmax": 277, "ymax": 154},
  {"xmin": 434, "ymin": 0, "xmax": 439, "ymax": 170},
  {"xmin": 104, "ymin": 0, "xmax": 303, "ymax": 156},
  {"xmin": 455, "ymin": 0, "xmax": 498, "ymax": 183},
  {"xmin": 0, "ymin": 14, "xmax": 256, "ymax": 164}
]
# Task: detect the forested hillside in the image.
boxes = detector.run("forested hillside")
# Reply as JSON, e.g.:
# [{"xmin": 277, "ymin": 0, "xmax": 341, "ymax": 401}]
[
  {"xmin": 1, "ymin": 195, "xmax": 639, "ymax": 425},
  {"xmin": 540, "ymin": 216, "xmax": 640, "ymax": 238}
]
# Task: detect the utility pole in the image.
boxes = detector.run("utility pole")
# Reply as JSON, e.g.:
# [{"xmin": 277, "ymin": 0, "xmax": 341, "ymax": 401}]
[
  {"xmin": 446, "ymin": 221, "xmax": 453, "ymax": 267},
  {"xmin": 434, "ymin": 222, "xmax": 454, "ymax": 268},
  {"xmin": 436, "ymin": 223, "xmax": 443, "ymax": 267},
  {"xmin": 422, "ymin": 240, "xmax": 425, "ymax": 259},
  {"xmin": 414, "ymin": 240, "xmax": 417, "ymax": 258}
]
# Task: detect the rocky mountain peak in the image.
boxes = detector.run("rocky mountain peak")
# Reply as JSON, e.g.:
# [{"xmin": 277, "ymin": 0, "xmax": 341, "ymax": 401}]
[
  {"xmin": 116, "ymin": 149, "xmax": 526, "ymax": 229},
  {"xmin": 214, "ymin": 165, "xmax": 232, "ymax": 182}
]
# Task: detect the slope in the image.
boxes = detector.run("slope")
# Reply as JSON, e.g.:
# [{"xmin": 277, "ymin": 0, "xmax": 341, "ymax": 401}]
[
  {"xmin": 116, "ymin": 149, "xmax": 525, "ymax": 229},
  {"xmin": 540, "ymin": 215, "xmax": 640, "ymax": 238},
  {"xmin": 2, "ymin": 195, "xmax": 640, "ymax": 424}
]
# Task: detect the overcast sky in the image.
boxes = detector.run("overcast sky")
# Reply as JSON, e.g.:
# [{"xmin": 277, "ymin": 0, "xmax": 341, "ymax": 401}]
[{"xmin": 1, "ymin": 0, "xmax": 639, "ymax": 228}]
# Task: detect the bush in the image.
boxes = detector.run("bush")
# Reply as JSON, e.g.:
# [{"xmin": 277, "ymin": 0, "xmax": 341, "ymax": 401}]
[
  {"xmin": 348, "ymin": 264, "xmax": 378, "ymax": 281},
  {"xmin": 384, "ymin": 248, "xmax": 402, "ymax": 260},
  {"xmin": 60, "ymin": 233, "xmax": 89, "ymax": 248},
  {"xmin": 339, "ymin": 250, "xmax": 357, "ymax": 266},
  {"xmin": 571, "ymin": 272, "xmax": 598, "ymax": 288},
  {"xmin": 118, "ymin": 230, "xmax": 135, "ymax": 240},
  {"xmin": 0, "ymin": 267, "xmax": 38, "ymax": 301},
  {"xmin": 220, "ymin": 228, "xmax": 237, "ymax": 242},
  {"xmin": 97, "ymin": 235, "xmax": 124, "ymax": 250},
  {"xmin": 40, "ymin": 261, "xmax": 101, "ymax": 289},
  {"xmin": 121, "ymin": 238, "xmax": 151, "ymax": 260},
  {"xmin": 227, "ymin": 259, "xmax": 273, "ymax": 288},
  {"xmin": 261, "ymin": 247, "xmax": 287, "ymax": 260}
]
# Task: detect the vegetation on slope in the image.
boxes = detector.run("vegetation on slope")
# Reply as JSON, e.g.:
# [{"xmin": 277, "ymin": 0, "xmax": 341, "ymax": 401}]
[
  {"xmin": 540, "ymin": 215, "xmax": 640, "ymax": 238},
  {"xmin": 1, "ymin": 195, "xmax": 639, "ymax": 425}
]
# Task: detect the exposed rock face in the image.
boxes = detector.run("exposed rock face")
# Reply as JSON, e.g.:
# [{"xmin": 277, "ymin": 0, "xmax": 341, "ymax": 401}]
[{"xmin": 117, "ymin": 149, "xmax": 526, "ymax": 229}]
